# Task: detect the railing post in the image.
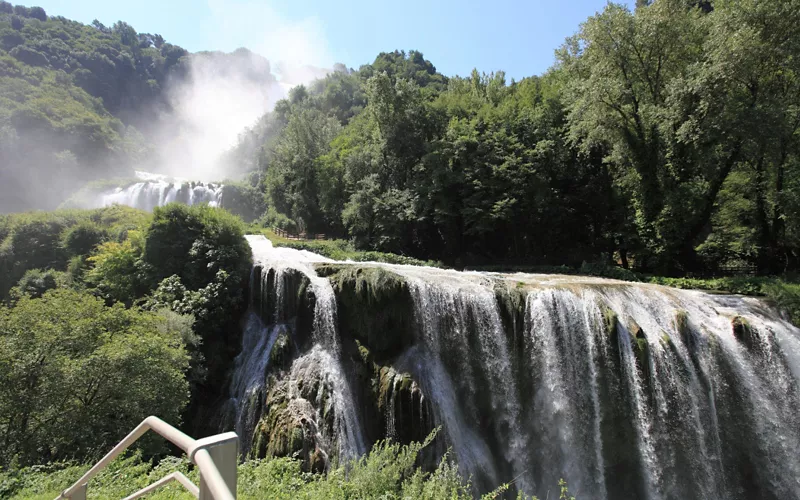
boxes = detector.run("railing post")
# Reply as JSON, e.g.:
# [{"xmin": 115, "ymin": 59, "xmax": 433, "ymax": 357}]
[
  {"xmin": 70, "ymin": 484, "xmax": 86, "ymax": 500},
  {"xmin": 191, "ymin": 433, "xmax": 238, "ymax": 500}
]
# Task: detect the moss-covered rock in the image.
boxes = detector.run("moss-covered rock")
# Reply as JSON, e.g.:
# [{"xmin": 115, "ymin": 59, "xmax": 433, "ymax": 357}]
[
  {"xmin": 494, "ymin": 283, "xmax": 527, "ymax": 352},
  {"xmin": 252, "ymin": 266, "xmax": 312, "ymax": 325},
  {"xmin": 251, "ymin": 360, "xmax": 335, "ymax": 471},
  {"xmin": 732, "ymin": 316, "xmax": 757, "ymax": 349},
  {"xmin": 627, "ymin": 320, "xmax": 651, "ymax": 379},
  {"xmin": 317, "ymin": 264, "xmax": 415, "ymax": 361},
  {"xmin": 375, "ymin": 365, "xmax": 431, "ymax": 445},
  {"xmin": 675, "ymin": 310, "xmax": 690, "ymax": 347},
  {"xmin": 270, "ymin": 331, "xmax": 292, "ymax": 368},
  {"xmin": 601, "ymin": 305, "xmax": 619, "ymax": 337}
]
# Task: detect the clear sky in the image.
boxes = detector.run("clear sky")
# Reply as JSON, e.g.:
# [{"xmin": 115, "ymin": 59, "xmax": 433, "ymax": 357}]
[{"xmin": 29, "ymin": 0, "xmax": 634, "ymax": 81}]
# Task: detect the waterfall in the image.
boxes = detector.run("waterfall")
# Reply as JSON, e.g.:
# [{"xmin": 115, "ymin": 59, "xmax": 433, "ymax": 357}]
[
  {"xmin": 225, "ymin": 235, "xmax": 366, "ymax": 461},
  {"xmin": 94, "ymin": 171, "xmax": 223, "ymax": 210},
  {"xmin": 225, "ymin": 240, "xmax": 800, "ymax": 499}
]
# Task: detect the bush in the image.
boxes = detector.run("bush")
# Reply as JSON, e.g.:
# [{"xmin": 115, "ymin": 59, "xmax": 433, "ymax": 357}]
[
  {"xmin": 143, "ymin": 204, "xmax": 252, "ymax": 426},
  {"xmin": 0, "ymin": 208, "xmax": 150, "ymax": 300},
  {"xmin": 144, "ymin": 204, "xmax": 251, "ymax": 290},
  {"xmin": 0, "ymin": 429, "xmax": 567, "ymax": 498},
  {"xmin": 762, "ymin": 280, "xmax": 800, "ymax": 326},
  {"xmin": 0, "ymin": 289, "xmax": 190, "ymax": 466},
  {"xmin": 86, "ymin": 230, "xmax": 149, "ymax": 305},
  {"xmin": 12, "ymin": 268, "xmax": 66, "ymax": 298},
  {"xmin": 220, "ymin": 182, "xmax": 266, "ymax": 223},
  {"xmin": 257, "ymin": 206, "xmax": 297, "ymax": 233},
  {"xmin": 61, "ymin": 221, "xmax": 107, "ymax": 256}
]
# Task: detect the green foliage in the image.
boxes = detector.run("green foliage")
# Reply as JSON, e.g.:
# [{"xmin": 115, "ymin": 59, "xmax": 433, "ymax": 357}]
[
  {"xmin": 60, "ymin": 220, "xmax": 106, "ymax": 256},
  {"xmin": 0, "ymin": 8, "xmax": 191, "ymax": 211},
  {"xmin": 144, "ymin": 204, "xmax": 251, "ymax": 290},
  {"xmin": 0, "ymin": 289, "xmax": 190, "ymax": 466},
  {"xmin": 761, "ymin": 280, "xmax": 800, "ymax": 327},
  {"xmin": 142, "ymin": 204, "xmax": 252, "ymax": 417},
  {"xmin": 222, "ymin": 0, "xmax": 800, "ymax": 277},
  {"xmin": 11, "ymin": 268, "xmax": 67, "ymax": 298},
  {"xmin": 0, "ymin": 206, "xmax": 150, "ymax": 299},
  {"xmin": 0, "ymin": 428, "xmax": 560, "ymax": 499},
  {"xmin": 219, "ymin": 182, "xmax": 266, "ymax": 223},
  {"xmin": 252, "ymin": 227, "xmax": 441, "ymax": 267},
  {"xmin": 85, "ymin": 230, "xmax": 148, "ymax": 304}
]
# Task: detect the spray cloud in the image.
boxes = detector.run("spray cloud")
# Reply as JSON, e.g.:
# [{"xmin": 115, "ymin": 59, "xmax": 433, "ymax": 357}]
[{"xmin": 151, "ymin": 0, "xmax": 333, "ymax": 182}]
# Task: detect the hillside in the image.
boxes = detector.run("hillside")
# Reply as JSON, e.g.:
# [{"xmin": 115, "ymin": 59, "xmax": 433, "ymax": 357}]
[
  {"xmin": 0, "ymin": 2, "xmax": 189, "ymax": 210},
  {"xmin": 0, "ymin": 3, "xmax": 281, "ymax": 212}
]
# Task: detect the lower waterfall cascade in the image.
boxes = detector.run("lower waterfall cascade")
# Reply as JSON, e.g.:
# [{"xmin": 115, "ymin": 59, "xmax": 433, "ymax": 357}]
[{"xmin": 223, "ymin": 235, "xmax": 800, "ymax": 499}]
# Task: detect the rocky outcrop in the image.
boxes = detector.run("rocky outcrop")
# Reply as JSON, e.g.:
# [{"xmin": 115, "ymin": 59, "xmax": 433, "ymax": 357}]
[{"xmin": 243, "ymin": 263, "xmax": 435, "ymax": 471}]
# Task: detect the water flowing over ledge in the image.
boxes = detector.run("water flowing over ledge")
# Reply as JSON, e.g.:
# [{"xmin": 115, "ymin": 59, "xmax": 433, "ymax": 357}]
[
  {"xmin": 224, "ymin": 234, "xmax": 800, "ymax": 499},
  {"xmin": 92, "ymin": 171, "xmax": 223, "ymax": 210}
]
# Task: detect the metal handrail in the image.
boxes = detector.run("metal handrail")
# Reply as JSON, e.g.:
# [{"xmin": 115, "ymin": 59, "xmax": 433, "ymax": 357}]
[
  {"xmin": 56, "ymin": 416, "xmax": 237, "ymax": 500},
  {"xmin": 122, "ymin": 471, "xmax": 199, "ymax": 500}
]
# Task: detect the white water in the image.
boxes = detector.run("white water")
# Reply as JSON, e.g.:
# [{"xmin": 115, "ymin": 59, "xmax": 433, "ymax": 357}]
[
  {"xmin": 227, "ymin": 238, "xmax": 800, "ymax": 499},
  {"xmin": 93, "ymin": 171, "xmax": 223, "ymax": 210},
  {"xmin": 227, "ymin": 235, "xmax": 366, "ymax": 460}
]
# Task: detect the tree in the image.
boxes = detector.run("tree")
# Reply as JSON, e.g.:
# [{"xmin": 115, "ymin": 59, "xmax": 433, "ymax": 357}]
[
  {"xmin": 264, "ymin": 105, "xmax": 342, "ymax": 233},
  {"xmin": 86, "ymin": 230, "xmax": 148, "ymax": 305},
  {"xmin": 0, "ymin": 289, "xmax": 190, "ymax": 466},
  {"xmin": 27, "ymin": 6, "xmax": 46, "ymax": 21}
]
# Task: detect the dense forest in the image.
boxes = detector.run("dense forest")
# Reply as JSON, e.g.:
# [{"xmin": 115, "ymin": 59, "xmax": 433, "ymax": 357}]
[
  {"xmin": 223, "ymin": 0, "xmax": 799, "ymax": 277},
  {"xmin": 2, "ymin": 0, "xmax": 798, "ymax": 276}
]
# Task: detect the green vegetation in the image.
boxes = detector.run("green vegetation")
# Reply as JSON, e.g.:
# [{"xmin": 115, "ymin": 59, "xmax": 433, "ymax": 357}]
[
  {"xmin": 250, "ymin": 227, "xmax": 441, "ymax": 267},
  {"xmin": 5, "ymin": 0, "xmax": 799, "ymax": 278},
  {"xmin": 0, "ymin": 204, "xmax": 251, "ymax": 467},
  {"xmin": 219, "ymin": 0, "xmax": 800, "ymax": 278},
  {"xmin": 0, "ymin": 3, "xmax": 191, "ymax": 211},
  {"xmin": 0, "ymin": 289, "xmax": 189, "ymax": 466},
  {"xmin": 1, "ymin": 0, "xmax": 799, "ymax": 497},
  {"xmin": 0, "ymin": 432, "xmax": 560, "ymax": 499}
]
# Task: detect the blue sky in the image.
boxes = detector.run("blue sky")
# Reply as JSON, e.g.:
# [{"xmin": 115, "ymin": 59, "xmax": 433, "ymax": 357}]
[{"xmin": 31, "ymin": 0, "xmax": 634, "ymax": 80}]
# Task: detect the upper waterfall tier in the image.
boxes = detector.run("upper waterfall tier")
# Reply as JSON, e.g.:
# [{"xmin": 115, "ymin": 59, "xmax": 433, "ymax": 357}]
[
  {"xmin": 227, "ymin": 235, "xmax": 800, "ymax": 499},
  {"xmin": 92, "ymin": 171, "xmax": 223, "ymax": 211}
]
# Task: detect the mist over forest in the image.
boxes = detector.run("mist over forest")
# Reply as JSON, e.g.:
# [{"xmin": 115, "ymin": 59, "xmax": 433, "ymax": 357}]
[{"xmin": 0, "ymin": 4, "xmax": 328, "ymax": 213}]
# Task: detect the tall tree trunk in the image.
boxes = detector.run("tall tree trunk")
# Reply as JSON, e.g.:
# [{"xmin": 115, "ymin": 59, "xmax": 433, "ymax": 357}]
[
  {"xmin": 753, "ymin": 149, "xmax": 772, "ymax": 273},
  {"xmin": 770, "ymin": 144, "xmax": 788, "ymax": 273}
]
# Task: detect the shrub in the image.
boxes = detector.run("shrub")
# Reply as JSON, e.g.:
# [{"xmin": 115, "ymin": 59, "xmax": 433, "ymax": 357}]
[
  {"xmin": 220, "ymin": 182, "xmax": 266, "ymax": 223},
  {"xmin": 12, "ymin": 268, "xmax": 66, "ymax": 298},
  {"xmin": 257, "ymin": 206, "xmax": 297, "ymax": 233},
  {"xmin": 86, "ymin": 230, "xmax": 148, "ymax": 305},
  {"xmin": 144, "ymin": 204, "xmax": 251, "ymax": 290},
  {"xmin": 0, "ymin": 289, "xmax": 190, "ymax": 466},
  {"xmin": 61, "ymin": 221, "xmax": 107, "ymax": 256},
  {"xmin": 762, "ymin": 280, "xmax": 800, "ymax": 327}
]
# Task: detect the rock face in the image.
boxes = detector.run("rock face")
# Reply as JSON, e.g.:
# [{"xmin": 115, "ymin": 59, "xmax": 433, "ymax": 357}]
[{"xmin": 222, "ymin": 236, "xmax": 800, "ymax": 500}]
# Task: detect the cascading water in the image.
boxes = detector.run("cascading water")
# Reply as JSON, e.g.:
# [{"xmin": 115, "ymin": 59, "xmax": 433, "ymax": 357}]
[
  {"xmin": 224, "ymin": 235, "xmax": 366, "ymax": 461},
  {"xmin": 93, "ymin": 171, "xmax": 223, "ymax": 210},
  {"xmin": 225, "ymin": 240, "xmax": 800, "ymax": 499}
]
